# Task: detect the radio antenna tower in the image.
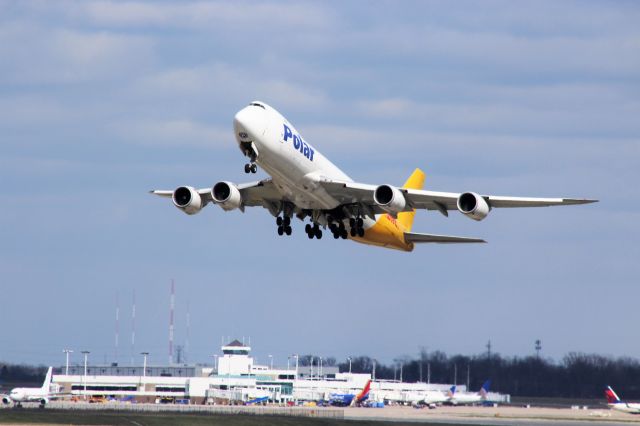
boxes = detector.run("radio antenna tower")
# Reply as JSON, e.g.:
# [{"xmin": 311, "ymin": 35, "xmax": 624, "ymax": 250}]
[
  {"xmin": 131, "ymin": 289, "xmax": 136, "ymax": 365},
  {"xmin": 115, "ymin": 292, "xmax": 120, "ymax": 363},
  {"xmin": 169, "ymin": 279, "xmax": 175, "ymax": 365}
]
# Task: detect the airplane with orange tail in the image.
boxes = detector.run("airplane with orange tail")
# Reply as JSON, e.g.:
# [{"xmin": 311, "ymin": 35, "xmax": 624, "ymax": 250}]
[{"xmin": 152, "ymin": 101, "xmax": 596, "ymax": 251}]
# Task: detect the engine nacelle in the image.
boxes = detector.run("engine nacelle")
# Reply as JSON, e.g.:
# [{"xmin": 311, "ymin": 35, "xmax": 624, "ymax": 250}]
[
  {"xmin": 211, "ymin": 181, "xmax": 242, "ymax": 211},
  {"xmin": 172, "ymin": 186, "xmax": 203, "ymax": 215},
  {"xmin": 373, "ymin": 184, "xmax": 406, "ymax": 214},
  {"xmin": 2, "ymin": 396, "xmax": 10, "ymax": 404},
  {"xmin": 457, "ymin": 192, "xmax": 490, "ymax": 221},
  {"xmin": 39, "ymin": 397, "xmax": 48, "ymax": 406}
]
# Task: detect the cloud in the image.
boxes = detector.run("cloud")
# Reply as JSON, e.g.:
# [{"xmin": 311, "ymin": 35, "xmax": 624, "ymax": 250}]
[
  {"xmin": 111, "ymin": 118, "xmax": 230, "ymax": 149},
  {"xmin": 0, "ymin": 22, "xmax": 154, "ymax": 84},
  {"xmin": 68, "ymin": 1, "xmax": 334, "ymax": 31}
]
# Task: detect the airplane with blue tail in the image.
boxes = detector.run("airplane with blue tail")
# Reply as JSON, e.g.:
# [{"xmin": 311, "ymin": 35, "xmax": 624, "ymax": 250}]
[
  {"xmin": 447, "ymin": 380, "xmax": 491, "ymax": 405},
  {"xmin": 329, "ymin": 380, "xmax": 371, "ymax": 407}
]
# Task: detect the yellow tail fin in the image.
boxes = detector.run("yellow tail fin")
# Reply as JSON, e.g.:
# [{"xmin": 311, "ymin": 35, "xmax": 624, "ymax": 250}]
[{"xmin": 397, "ymin": 168, "xmax": 425, "ymax": 232}]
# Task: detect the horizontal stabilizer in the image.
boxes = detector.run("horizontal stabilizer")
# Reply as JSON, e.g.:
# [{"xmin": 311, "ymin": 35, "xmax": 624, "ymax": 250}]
[{"xmin": 404, "ymin": 232, "xmax": 486, "ymax": 244}]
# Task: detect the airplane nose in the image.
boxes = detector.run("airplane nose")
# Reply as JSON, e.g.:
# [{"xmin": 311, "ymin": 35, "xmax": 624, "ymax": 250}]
[{"xmin": 233, "ymin": 106, "xmax": 267, "ymax": 142}]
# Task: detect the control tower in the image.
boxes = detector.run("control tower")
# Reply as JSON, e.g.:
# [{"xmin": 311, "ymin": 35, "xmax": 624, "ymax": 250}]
[{"xmin": 217, "ymin": 340, "xmax": 253, "ymax": 376}]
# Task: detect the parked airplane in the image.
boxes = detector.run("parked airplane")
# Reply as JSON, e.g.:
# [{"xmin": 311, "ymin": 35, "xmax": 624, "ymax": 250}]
[
  {"xmin": 1, "ymin": 367, "xmax": 54, "ymax": 407},
  {"xmin": 328, "ymin": 380, "xmax": 371, "ymax": 406},
  {"xmin": 447, "ymin": 380, "xmax": 491, "ymax": 405},
  {"xmin": 411, "ymin": 390, "xmax": 449, "ymax": 408},
  {"xmin": 605, "ymin": 386, "xmax": 640, "ymax": 414},
  {"xmin": 152, "ymin": 101, "xmax": 596, "ymax": 251}
]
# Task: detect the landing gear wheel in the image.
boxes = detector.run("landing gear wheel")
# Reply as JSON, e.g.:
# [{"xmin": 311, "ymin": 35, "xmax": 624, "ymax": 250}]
[
  {"xmin": 277, "ymin": 226, "xmax": 284, "ymax": 236},
  {"xmin": 307, "ymin": 230, "xmax": 314, "ymax": 239},
  {"xmin": 285, "ymin": 226, "xmax": 292, "ymax": 235},
  {"xmin": 244, "ymin": 163, "xmax": 251, "ymax": 173},
  {"xmin": 341, "ymin": 229, "xmax": 348, "ymax": 239},
  {"xmin": 250, "ymin": 163, "xmax": 258, "ymax": 173},
  {"xmin": 315, "ymin": 227, "xmax": 322, "ymax": 239},
  {"xmin": 333, "ymin": 231, "xmax": 340, "ymax": 239},
  {"xmin": 358, "ymin": 228, "xmax": 365, "ymax": 237},
  {"xmin": 349, "ymin": 218, "xmax": 356, "ymax": 228},
  {"xmin": 357, "ymin": 218, "xmax": 364, "ymax": 228},
  {"xmin": 284, "ymin": 216, "xmax": 291, "ymax": 226},
  {"xmin": 276, "ymin": 217, "xmax": 283, "ymax": 226},
  {"xmin": 305, "ymin": 224, "xmax": 312, "ymax": 233},
  {"xmin": 350, "ymin": 228, "xmax": 357, "ymax": 237}
]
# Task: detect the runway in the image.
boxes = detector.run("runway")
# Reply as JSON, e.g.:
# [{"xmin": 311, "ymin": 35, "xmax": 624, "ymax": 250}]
[
  {"xmin": 2, "ymin": 403, "xmax": 638, "ymax": 425},
  {"xmin": 345, "ymin": 405, "xmax": 640, "ymax": 425}
]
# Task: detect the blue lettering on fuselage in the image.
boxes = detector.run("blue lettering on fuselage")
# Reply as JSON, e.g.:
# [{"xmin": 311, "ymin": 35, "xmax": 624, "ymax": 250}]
[{"xmin": 283, "ymin": 124, "xmax": 314, "ymax": 161}]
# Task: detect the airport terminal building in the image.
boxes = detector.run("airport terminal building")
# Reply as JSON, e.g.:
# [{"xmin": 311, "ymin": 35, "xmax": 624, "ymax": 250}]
[{"xmin": 52, "ymin": 340, "xmax": 508, "ymax": 405}]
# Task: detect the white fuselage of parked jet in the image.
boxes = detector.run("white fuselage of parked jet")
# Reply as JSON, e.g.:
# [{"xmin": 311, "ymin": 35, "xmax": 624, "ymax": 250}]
[{"xmin": 1, "ymin": 367, "xmax": 53, "ymax": 406}]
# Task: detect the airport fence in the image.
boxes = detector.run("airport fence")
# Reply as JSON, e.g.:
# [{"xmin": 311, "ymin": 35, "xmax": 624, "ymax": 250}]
[{"xmin": 45, "ymin": 401, "xmax": 344, "ymax": 419}]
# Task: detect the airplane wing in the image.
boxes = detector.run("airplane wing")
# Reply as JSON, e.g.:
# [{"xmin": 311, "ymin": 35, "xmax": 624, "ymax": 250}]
[
  {"xmin": 319, "ymin": 180, "xmax": 597, "ymax": 216},
  {"xmin": 151, "ymin": 178, "xmax": 284, "ymax": 211}
]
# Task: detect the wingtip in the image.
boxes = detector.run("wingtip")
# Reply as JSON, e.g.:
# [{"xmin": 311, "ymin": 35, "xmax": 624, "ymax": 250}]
[{"xmin": 565, "ymin": 198, "xmax": 598, "ymax": 205}]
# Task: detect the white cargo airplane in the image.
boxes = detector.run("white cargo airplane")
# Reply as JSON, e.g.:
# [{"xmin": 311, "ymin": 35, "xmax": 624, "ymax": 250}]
[
  {"xmin": 606, "ymin": 386, "xmax": 640, "ymax": 414},
  {"xmin": 1, "ymin": 367, "xmax": 54, "ymax": 407},
  {"xmin": 152, "ymin": 101, "xmax": 596, "ymax": 251}
]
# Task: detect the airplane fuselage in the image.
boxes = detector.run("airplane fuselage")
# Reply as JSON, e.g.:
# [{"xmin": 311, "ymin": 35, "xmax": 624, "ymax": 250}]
[
  {"xmin": 234, "ymin": 102, "xmax": 352, "ymax": 210},
  {"xmin": 609, "ymin": 403, "xmax": 640, "ymax": 414},
  {"xmin": 233, "ymin": 102, "xmax": 415, "ymax": 251},
  {"xmin": 3, "ymin": 387, "xmax": 48, "ymax": 405}
]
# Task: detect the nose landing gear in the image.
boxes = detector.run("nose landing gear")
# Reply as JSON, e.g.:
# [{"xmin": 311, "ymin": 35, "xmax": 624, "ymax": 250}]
[{"xmin": 244, "ymin": 162, "xmax": 257, "ymax": 174}]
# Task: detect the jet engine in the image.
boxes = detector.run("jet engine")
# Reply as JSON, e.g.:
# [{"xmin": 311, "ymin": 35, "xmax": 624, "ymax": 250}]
[
  {"xmin": 457, "ymin": 192, "xmax": 490, "ymax": 221},
  {"xmin": 2, "ymin": 396, "xmax": 10, "ymax": 404},
  {"xmin": 172, "ymin": 186, "xmax": 203, "ymax": 215},
  {"xmin": 373, "ymin": 184, "xmax": 406, "ymax": 214},
  {"xmin": 211, "ymin": 181, "xmax": 242, "ymax": 211},
  {"xmin": 39, "ymin": 398, "xmax": 48, "ymax": 406}
]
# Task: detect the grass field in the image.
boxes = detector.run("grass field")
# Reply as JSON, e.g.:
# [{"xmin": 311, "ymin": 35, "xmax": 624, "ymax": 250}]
[{"xmin": 0, "ymin": 408, "xmax": 459, "ymax": 426}]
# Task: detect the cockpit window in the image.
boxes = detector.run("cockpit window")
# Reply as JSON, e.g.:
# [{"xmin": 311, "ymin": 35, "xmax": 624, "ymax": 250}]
[{"xmin": 249, "ymin": 102, "xmax": 265, "ymax": 109}]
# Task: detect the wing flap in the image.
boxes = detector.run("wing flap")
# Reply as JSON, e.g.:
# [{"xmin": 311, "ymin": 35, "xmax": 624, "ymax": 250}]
[{"xmin": 404, "ymin": 232, "xmax": 486, "ymax": 244}]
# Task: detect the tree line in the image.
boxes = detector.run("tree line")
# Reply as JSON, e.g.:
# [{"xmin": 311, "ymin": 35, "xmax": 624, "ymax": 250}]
[{"xmin": 323, "ymin": 351, "xmax": 640, "ymax": 399}]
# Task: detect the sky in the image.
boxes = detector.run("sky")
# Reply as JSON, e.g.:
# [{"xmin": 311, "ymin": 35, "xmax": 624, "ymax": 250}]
[{"xmin": 0, "ymin": 1, "xmax": 639, "ymax": 371}]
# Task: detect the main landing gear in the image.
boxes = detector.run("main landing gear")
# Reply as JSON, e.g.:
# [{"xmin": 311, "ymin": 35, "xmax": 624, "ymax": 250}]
[
  {"xmin": 276, "ymin": 216, "xmax": 292, "ymax": 236},
  {"xmin": 305, "ymin": 223, "xmax": 323, "ymax": 239},
  {"xmin": 329, "ymin": 221, "xmax": 348, "ymax": 239},
  {"xmin": 244, "ymin": 162, "xmax": 257, "ymax": 174},
  {"xmin": 349, "ymin": 217, "xmax": 365, "ymax": 237},
  {"xmin": 328, "ymin": 217, "xmax": 364, "ymax": 239}
]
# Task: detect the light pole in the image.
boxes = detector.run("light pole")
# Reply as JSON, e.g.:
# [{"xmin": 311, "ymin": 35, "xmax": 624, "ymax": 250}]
[
  {"xmin": 268, "ymin": 354, "xmax": 273, "ymax": 370},
  {"xmin": 213, "ymin": 354, "xmax": 219, "ymax": 373},
  {"xmin": 63, "ymin": 349, "xmax": 73, "ymax": 375},
  {"xmin": 319, "ymin": 357, "xmax": 323, "ymax": 379},
  {"xmin": 348, "ymin": 357, "xmax": 352, "ymax": 375},
  {"xmin": 372, "ymin": 359, "xmax": 376, "ymax": 381},
  {"xmin": 292, "ymin": 354, "xmax": 299, "ymax": 380},
  {"xmin": 81, "ymin": 351, "xmax": 90, "ymax": 400},
  {"xmin": 140, "ymin": 352, "xmax": 149, "ymax": 378},
  {"xmin": 310, "ymin": 357, "xmax": 314, "ymax": 380},
  {"xmin": 400, "ymin": 362, "xmax": 403, "ymax": 383},
  {"xmin": 287, "ymin": 356, "xmax": 290, "ymax": 372}
]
